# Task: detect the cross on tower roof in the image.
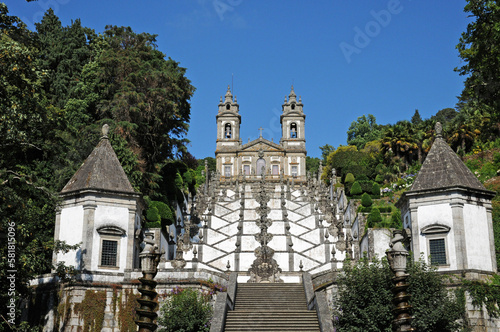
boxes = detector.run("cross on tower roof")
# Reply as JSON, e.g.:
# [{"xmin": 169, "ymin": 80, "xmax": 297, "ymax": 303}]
[{"xmin": 258, "ymin": 127, "xmax": 263, "ymax": 138}]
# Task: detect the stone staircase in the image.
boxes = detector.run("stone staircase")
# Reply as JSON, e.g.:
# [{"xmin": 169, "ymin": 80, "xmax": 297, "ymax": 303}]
[{"xmin": 224, "ymin": 283, "xmax": 321, "ymax": 332}]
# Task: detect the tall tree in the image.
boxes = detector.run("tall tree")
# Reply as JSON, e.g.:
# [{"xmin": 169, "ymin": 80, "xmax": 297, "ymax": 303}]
[
  {"xmin": 347, "ymin": 114, "xmax": 382, "ymax": 150},
  {"xmin": 411, "ymin": 109, "xmax": 422, "ymax": 125},
  {"xmin": 93, "ymin": 26, "xmax": 196, "ymax": 197},
  {"xmin": 456, "ymin": 0, "xmax": 500, "ymax": 122}
]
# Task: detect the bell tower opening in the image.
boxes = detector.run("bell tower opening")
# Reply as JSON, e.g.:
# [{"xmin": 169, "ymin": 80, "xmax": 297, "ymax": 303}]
[
  {"xmin": 290, "ymin": 122, "xmax": 297, "ymax": 138},
  {"xmin": 225, "ymin": 123, "xmax": 232, "ymax": 138}
]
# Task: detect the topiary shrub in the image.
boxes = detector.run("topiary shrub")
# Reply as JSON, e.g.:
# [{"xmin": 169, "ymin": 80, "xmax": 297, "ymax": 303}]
[
  {"xmin": 350, "ymin": 181, "xmax": 362, "ymax": 195},
  {"xmin": 372, "ymin": 182, "xmax": 381, "ymax": 197},
  {"xmin": 345, "ymin": 173, "xmax": 355, "ymax": 183},
  {"xmin": 375, "ymin": 174, "xmax": 384, "ymax": 183},
  {"xmin": 361, "ymin": 192, "xmax": 373, "ymax": 208},
  {"xmin": 366, "ymin": 207, "xmax": 382, "ymax": 228},
  {"xmin": 146, "ymin": 200, "xmax": 175, "ymax": 229},
  {"xmin": 390, "ymin": 209, "xmax": 402, "ymax": 229},
  {"xmin": 158, "ymin": 288, "xmax": 212, "ymax": 332}
]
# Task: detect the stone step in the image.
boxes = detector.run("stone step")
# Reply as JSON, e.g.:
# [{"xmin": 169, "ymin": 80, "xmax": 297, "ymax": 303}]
[{"xmin": 224, "ymin": 283, "xmax": 321, "ymax": 332}]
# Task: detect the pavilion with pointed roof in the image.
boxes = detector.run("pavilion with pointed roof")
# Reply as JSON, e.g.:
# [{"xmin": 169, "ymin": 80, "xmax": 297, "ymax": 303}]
[
  {"xmin": 397, "ymin": 122, "xmax": 496, "ymax": 274},
  {"xmin": 53, "ymin": 124, "xmax": 143, "ymax": 278}
]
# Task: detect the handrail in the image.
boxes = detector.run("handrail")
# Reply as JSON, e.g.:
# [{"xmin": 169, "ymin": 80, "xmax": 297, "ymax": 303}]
[
  {"xmin": 210, "ymin": 272, "xmax": 238, "ymax": 332},
  {"xmin": 302, "ymin": 272, "xmax": 334, "ymax": 332}
]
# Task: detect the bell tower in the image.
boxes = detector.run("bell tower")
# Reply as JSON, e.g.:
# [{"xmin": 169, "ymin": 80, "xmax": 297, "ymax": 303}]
[
  {"xmin": 215, "ymin": 86, "xmax": 241, "ymax": 177},
  {"xmin": 280, "ymin": 86, "xmax": 306, "ymax": 179}
]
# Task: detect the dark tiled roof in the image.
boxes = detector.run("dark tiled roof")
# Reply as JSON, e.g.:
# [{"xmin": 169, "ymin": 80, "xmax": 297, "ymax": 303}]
[
  {"xmin": 61, "ymin": 137, "xmax": 135, "ymax": 194},
  {"xmin": 409, "ymin": 135, "xmax": 487, "ymax": 193}
]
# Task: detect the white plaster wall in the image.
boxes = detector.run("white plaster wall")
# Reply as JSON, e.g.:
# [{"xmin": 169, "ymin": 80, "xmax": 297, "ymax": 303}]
[
  {"xmin": 464, "ymin": 204, "xmax": 493, "ymax": 272},
  {"xmin": 91, "ymin": 205, "xmax": 130, "ymax": 272},
  {"xmin": 373, "ymin": 229, "xmax": 392, "ymax": 259},
  {"xmin": 57, "ymin": 206, "xmax": 84, "ymax": 268},
  {"xmin": 417, "ymin": 204, "xmax": 457, "ymax": 270}
]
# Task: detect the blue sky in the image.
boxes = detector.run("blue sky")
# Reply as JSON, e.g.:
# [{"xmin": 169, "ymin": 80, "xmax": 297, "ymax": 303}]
[{"xmin": 7, "ymin": 0, "xmax": 471, "ymax": 159}]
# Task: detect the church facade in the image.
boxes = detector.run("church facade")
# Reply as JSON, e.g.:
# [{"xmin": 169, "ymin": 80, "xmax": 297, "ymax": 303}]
[{"xmin": 215, "ymin": 86, "xmax": 307, "ymax": 181}]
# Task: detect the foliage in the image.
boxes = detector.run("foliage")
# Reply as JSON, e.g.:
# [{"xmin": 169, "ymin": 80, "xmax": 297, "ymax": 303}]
[
  {"xmin": 73, "ymin": 290, "xmax": 107, "ymax": 332},
  {"xmin": 333, "ymin": 257, "xmax": 393, "ymax": 332},
  {"xmin": 361, "ymin": 192, "xmax": 373, "ymax": 208},
  {"xmin": 158, "ymin": 288, "xmax": 212, "ymax": 332},
  {"xmin": 456, "ymin": 0, "xmax": 500, "ymax": 123},
  {"xmin": 306, "ymin": 156, "xmax": 320, "ymax": 176},
  {"xmin": 411, "ymin": 109, "xmax": 423, "ymax": 125},
  {"xmin": 462, "ymin": 276, "xmax": 500, "ymax": 319},
  {"xmin": 145, "ymin": 200, "xmax": 175, "ymax": 229},
  {"xmin": 390, "ymin": 209, "xmax": 402, "ymax": 229},
  {"xmin": 334, "ymin": 256, "xmax": 467, "ymax": 331},
  {"xmin": 407, "ymin": 258, "xmax": 466, "ymax": 331},
  {"xmin": 347, "ymin": 114, "xmax": 382, "ymax": 150},
  {"xmin": 320, "ymin": 144, "xmax": 335, "ymax": 163},
  {"xmin": 0, "ymin": 5, "xmax": 198, "ymax": 330},
  {"xmin": 372, "ymin": 182, "xmax": 381, "ymax": 197},
  {"xmin": 366, "ymin": 207, "xmax": 382, "ymax": 228},
  {"xmin": 344, "ymin": 173, "xmax": 355, "ymax": 183},
  {"xmin": 350, "ymin": 181, "xmax": 362, "ymax": 196}
]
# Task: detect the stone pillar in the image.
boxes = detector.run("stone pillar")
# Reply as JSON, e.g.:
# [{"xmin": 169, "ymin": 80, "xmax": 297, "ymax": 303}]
[
  {"xmin": 126, "ymin": 209, "xmax": 136, "ymax": 270},
  {"xmin": 486, "ymin": 204, "xmax": 497, "ymax": 272},
  {"xmin": 409, "ymin": 206, "xmax": 419, "ymax": 257},
  {"xmin": 81, "ymin": 202, "xmax": 96, "ymax": 271},
  {"xmin": 52, "ymin": 210, "xmax": 62, "ymax": 272},
  {"xmin": 451, "ymin": 201, "xmax": 467, "ymax": 270}
]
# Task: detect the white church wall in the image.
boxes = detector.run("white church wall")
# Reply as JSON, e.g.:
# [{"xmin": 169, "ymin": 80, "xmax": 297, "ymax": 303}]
[
  {"xmin": 463, "ymin": 203, "xmax": 493, "ymax": 271},
  {"xmin": 417, "ymin": 203, "xmax": 457, "ymax": 271},
  {"xmin": 57, "ymin": 205, "xmax": 84, "ymax": 269},
  {"xmin": 91, "ymin": 205, "xmax": 130, "ymax": 272}
]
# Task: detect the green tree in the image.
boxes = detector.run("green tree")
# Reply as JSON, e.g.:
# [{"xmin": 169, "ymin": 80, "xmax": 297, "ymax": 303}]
[
  {"xmin": 411, "ymin": 109, "xmax": 423, "ymax": 125},
  {"xmin": 334, "ymin": 257, "xmax": 393, "ymax": 332},
  {"xmin": 319, "ymin": 144, "xmax": 335, "ymax": 163},
  {"xmin": 372, "ymin": 182, "xmax": 381, "ymax": 197},
  {"xmin": 390, "ymin": 209, "xmax": 402, "ymax": 228},
  {"xmin": 158, "ymin": 288, "xmax": 212, "ymax": 332},
  {"xmin": 456, "ymin": 0, "xmax": 500, "ymax": 124},
  {"xmin": 0, "ymin": 5, "xmax": 77, "ymax": 329},
  {"xmin": 344, "ymin": 173, "xmax": 355, "ymax": 183},
  {"xmin": 361, "ymin": 192, "xmax": 373, "ymax": 207},
  {"xmin": 306, "ymin": 156, "xmax": 320, "ymax": 175},
  {"xmin": 366, "ymin": 207, "xmax": 382, "ymax": 227},
  {"xmin": 90, "ymin": 26, "xmax": 194, "ymax": 196},
  {"xmin": 334, "ymin": 257, "xmax": 466, "ymax": 331},
  {"xmin": 350, "ymin": 181, "xmax": 362, "ymax": 195},
  {"xmin": 347, "ymin": 114, "xmax": 382, "ymax": 150}
]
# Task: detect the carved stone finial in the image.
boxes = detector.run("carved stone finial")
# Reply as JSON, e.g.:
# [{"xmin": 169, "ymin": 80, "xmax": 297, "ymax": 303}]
[
  {"xmin": 435, "ymin": 122, "xmax": 443, "ymax": 138},
  {"xmin": 102, "ymin": 124, "xmax": 109, "ymax": 138}
]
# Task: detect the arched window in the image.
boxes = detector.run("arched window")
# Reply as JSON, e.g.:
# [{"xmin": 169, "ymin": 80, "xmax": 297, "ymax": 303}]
[
  {"xmin": 224, "ymin": 123, "xmax": 232, "ymax": 138},
  {"xmin": 290, "ymin": 123, "xmax": 297, "ymax": 138},
  {"xmin": 291, "ymin": 103, "xmax": 295, "ymax": 110},
  {"xmin": 226, "ymin": 104, "xmax": 231, "ymax": 110}
]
